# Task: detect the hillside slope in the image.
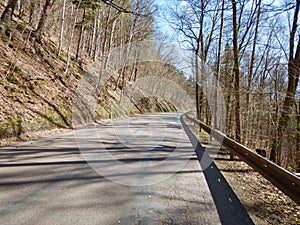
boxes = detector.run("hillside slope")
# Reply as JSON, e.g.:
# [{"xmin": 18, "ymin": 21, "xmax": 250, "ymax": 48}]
[{"xmin": 0, "ymin": 22, "xmax": 176, "ymax": 146}]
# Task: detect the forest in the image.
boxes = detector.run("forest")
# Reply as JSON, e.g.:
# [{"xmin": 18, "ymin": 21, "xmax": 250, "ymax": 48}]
[
  {"xmin": 0, "ymin": 0, "xmax": 299, "ymax": 172},
  {"xmin": 166, "ymin": 0, "xmax": 300, "ymax": 172}
]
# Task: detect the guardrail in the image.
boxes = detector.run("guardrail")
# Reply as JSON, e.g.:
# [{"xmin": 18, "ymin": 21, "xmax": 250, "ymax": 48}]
[{"xmin": 184, "ymin": 112, "xmax": 300, "ymax": 205}]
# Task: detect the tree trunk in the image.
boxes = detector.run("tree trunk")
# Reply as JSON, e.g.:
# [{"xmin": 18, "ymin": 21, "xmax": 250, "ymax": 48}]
[
  {"xmin": 195, "ymin": 52, "xmax": 200, "ymax": 120},
  {"xmin": 93, "ymin": 8, "xmax": 101, "ymax": 61},
  {"xmin": 296, "ymin": 100, "xmax": 300, "ymax": 172},
  {"xmin": 232, "ymin": 0, "xmax": 241, "ymax": 143},
  {"xmin": 1, "ymin": 0, "xmax": 18, "ymax": 23},
  {"xmin": 65, "ymin": 4, "xmax": 79, "ymax": 74},
  {"xmin": 270, "ymin": 0, "xmax": 300, "ymax": 165},
  {"xmin": 213, "ymin": 0, "xmax": 224, "ymax": 129},
  {"xmin": 75, "ymin": 8, "xmax": 85, "ymax": 62},
  {"xmin": 101, "ymin": 5, "xmax": 112, "ymax": 56},
  {"xmin": 58, "ymin": 0, "xmax": 66, "ymax": 56},
  {"xmin": 35, "ymin": 0, "xmax": 54, "ymax": 37},
  {"xmin": 28, "ymin": 0, "xmax": 36, "ymax": 26},
  {"xmin": 245, "ymin": 0, "xmax": 261, "ymax": 144}
]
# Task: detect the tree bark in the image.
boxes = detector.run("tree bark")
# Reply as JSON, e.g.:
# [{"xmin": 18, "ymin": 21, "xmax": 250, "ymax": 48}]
[
  {"xmin": 213, "ymin": 0, "xmax": 224, "ymax": 129},
  {"xmin": 245, "ymin": 0, "xmax": 261, "ymax": 145},
  {"xmin": 75, "ymin": 8, "xmax": 85, "ymax": 62},
  {"xmin": 1, "ymin": 0, "xmax": 18, "ymax": 23},
  {"xmin": 232, "ymin": 0, "xmax": 241, "ymax": 143},
  {"xmin": 296, "ymin": 99, "xmax": 300, "ymax": 172},
  {"xmin": 65, "ymin": 3, "xmax": 79, "ymax": 74},
  {"xmin": 195, "ymin": 50, "xmax": 200, "ymax": 120},
  {"xmin": 35, "ymin": 0, "xmax": 54, "ymax": 37},
  {"xmin": 270, "ymin": 0, "xmax": 300, "ymax": 165},
  {"xmin": 28, "ymin": 0, "xmax": 36, "ymax": 26},
  {"xmin": 58, "ymin": 0, "xmax": 66, "ymax": 56}
]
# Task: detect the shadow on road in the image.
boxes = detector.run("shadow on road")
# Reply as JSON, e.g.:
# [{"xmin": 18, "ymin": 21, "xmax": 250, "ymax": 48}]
[{"xmin": 181, "ymin": 115, "xmax": 255, "ymax": 225}]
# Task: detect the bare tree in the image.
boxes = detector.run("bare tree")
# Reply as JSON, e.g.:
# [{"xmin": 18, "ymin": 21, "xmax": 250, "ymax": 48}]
[
  {"xmin": 35, "ymin": 0, "xmax": 56, "ymax": 37},
  {"xmin": 246, "ymin": 0, "xmax": 262, "ymax": 122},
  {"xmin": 58, "ymin": 0, "xmax": 67, "ymax": 56},
  {"xmin": 213, "ymin": 0, "xmax": 225, "ymax": 129},
  {"xmin": 169, "ymin": 0, "xmax": 220, "ymax": 121},
  {"xmin": 231, "ymin": 0, "xmax": 242, "ymax": 143},
  {"xmin": 270, "ymin": 0, "xmax": 300, "ymax": 165}
]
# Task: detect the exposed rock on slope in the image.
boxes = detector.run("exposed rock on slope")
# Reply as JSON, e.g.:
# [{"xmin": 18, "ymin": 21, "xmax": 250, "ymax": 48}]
[{"xmin": 0, "ymin": 22, "xmax": 177, "ymax": 145}]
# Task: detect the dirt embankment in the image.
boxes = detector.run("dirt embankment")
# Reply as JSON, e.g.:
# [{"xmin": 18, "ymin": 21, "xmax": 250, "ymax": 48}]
[{"xmin": 0, "ymin": 21, "xmax": 176, "ymax": 146}]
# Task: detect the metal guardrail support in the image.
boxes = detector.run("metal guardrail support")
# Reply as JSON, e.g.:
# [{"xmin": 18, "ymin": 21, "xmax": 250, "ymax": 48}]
[{"xmin": 184, "ymin": 113, "xmax": 300, "ymax": 205}]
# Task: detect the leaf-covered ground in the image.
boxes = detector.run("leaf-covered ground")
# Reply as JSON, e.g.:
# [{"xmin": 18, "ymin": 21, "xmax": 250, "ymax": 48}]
[
  {"xmin": 185, "ymin": 116, "xmax": 300, "ymax": 225},
  {"xmin": 214, "ymin": 155, "xmax": 299, "ymax": 225},
  {"xmin": 0, "ymin": 19, "xmax": 176, "ymax": 143}
]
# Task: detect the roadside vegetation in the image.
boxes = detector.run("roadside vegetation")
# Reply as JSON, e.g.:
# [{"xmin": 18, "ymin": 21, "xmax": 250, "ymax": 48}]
[{"xmin": 0, "ymin": 0, "xmax": 192, "ymax": 145}]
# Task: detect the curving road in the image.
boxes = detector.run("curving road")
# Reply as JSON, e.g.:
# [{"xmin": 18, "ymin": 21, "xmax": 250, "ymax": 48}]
[{"xmin": 0, "ymin": 112, "xmax": 251, "ymax": 225}]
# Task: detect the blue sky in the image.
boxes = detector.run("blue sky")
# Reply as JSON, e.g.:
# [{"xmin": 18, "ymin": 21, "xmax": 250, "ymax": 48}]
[
  {"xmin": 152, "ymin": 1, "xmax": 195, "ymax": 51},
  {"xmin": 151, "ymin": 1, "xmax": 195, "ymax": 78},
  {"xmin": 152, "ymin": 0, "xmax": 180, "ymax": 41}
]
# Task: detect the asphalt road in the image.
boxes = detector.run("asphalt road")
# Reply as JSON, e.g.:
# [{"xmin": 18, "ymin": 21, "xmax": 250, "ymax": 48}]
[{"xmin": 0, "ymin": 112, "xmax": 246, "ymax": 225}]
